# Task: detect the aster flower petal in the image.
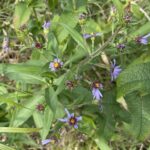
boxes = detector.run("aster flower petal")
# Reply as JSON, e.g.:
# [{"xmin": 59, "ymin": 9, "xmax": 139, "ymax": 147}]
[
  {"xmin": 42, "ymin": 139, "xmax": 51, "ymax": 145},
  {"xmin": 140, "ymin": 38, "xmax": 148, "ymax": 45},
  {"xmin": 65, "ymin": 108, "xmax": 71, "ymax": 118},
  {"xmin": 76, "ymin": 116, "xmax": 82, "ymax": 121},
  {"xmin": 58, "ymin": 118, "xmax": 68, "ymax": 122},
  {"xmin": 42, "ymin": 21, "xmax": 51, "ymax": 29},
  {"xmin": 70, "ymin": 113, "xmax": 74, "ymax": 117},
  {"xmin": 60, "ymin": 62, "xmax": 63, "ymax": 66},
  {"xmin": 83, "ymin": 34, "xmax": 92, "ymax": 39},
  {"xmin": 54, "ymin": 58, "xmax": 59, "ymax": 62},
  {"xmin": 143, "ymin": 33, "xmax": 150, "ymax": 38},
  {"xmin": 74, "ymin": 124, "xmax": 78, "ymax": 129},
  {"xmin": 95, "ymin": 32, "xmax": 102, "ymax": 36},
  {"xmin": 92, "ymin": 88, "xmax": 103, "ymax": 100},
  {"xmin": 49, "ymin": 62, "xmax": 56, "ymax": 71},
  {"xmin": 110, "ymin": 59, "xmax": 122, "ymax": 81}
]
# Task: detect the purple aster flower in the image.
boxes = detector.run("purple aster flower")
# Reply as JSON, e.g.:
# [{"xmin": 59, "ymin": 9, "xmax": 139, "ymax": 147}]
[
  {"xmin": 49, "ymin": 58, "xmax": 63, "ymax": 72},
  {"xmin": 111, "ymin": 59, "xmax": 122, "ymax": 81},
  {"xmin": 92, "ymin": 82, "xmax": 103, "ymax": 100},
  {"xmin": 83, "ymin": 32, "xmax": 102, "ymax": 39},
  {"xmin": 59, "ymin": 108, "xmax": 82, "ymax": 129},
  {"xmin": 42, "ymin": 139, "xmax": 51, "ymax": 145},
  {"xmin": 42, "ymin": 21, "xmax": 51, "ymax": 29},
  {"xmin": 116, "ymin": 44, "xmax": 125, "ymax": 50},
  {"xmin": 136, "ymin": 33, "xmax": 150, "ymax": 45},
  {"xmin": 2, "ymin": 37, "xmax": 10, "ymax": 52}
]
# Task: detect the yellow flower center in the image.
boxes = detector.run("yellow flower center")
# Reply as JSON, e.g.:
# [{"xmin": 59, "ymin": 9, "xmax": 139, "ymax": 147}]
[
  {"xmin": 69, "ymin": 117, "xmax": 76, "ymax": 125},
  {"xmin": 94, "ymin": 83, "xmax": 100, "ymax": 88},
  {"xmin": 54, "ymin": 62, "xmax": 60, "ymax": 68}
]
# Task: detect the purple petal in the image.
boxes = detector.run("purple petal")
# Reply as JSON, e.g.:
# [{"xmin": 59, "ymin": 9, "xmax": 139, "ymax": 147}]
[
  {"xmin": 58, "ymin": 118, "xmax": 68, "ymax": 122},
  {"xmin": 42, "ymin": 139, "xmax": 51, "ymax": 145},
  {"xmin": 92, "ymin": 88, "xmax": 103, "ymax": 100},
  {"xmin": 60, "ymin": 62, "xmax": 63, "ymax": 66},
  {"xmin": 42, "ymin": 21, "xmax": 51, "ymax": 29},
  {"xmin": 74, "ymin": 124, "xmax": 78, "ymax": 129},
  {"xmin": 140, "ymin": 38, "xmax": 148, "ymax": 45},
  {"xmin": 76, "ymin": 116, "xmax": 82, "ymax": 121},
  {"xmin": 111, "ymin": 66, "xmax": 122, "ymax": 81},
  {"xmin": 83, "ymin": 34, "xmax": 92, "ymax": 39},
  {"xmin": 65, "ymin": 108, "xmax": 71, "ymax": 118},
  {"xmin": 94, "ymin": 32, "xmax": 102, "ymax": 36},
  {"xmin": 49, "ymin": 62, "xmax": 56, "ymax": 71},
  {"xmin": 143, "ymin": 33, "xmax": 150, "ymax": 38},
  {"xmin": 70, "ymin": 113, "xmax": 74, "ymax": 117},
  {"xmin": 54, "ymin": 58, "xmax": 59, "ymax": 62}
]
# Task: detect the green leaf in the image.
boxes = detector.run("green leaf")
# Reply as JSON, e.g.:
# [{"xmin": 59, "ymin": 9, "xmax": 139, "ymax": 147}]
[
  {"xmin": 10, "ymin": 95, "xmax": 44, "ymax": 127},
  {"xmin": 45, "ymin": 73, "xmax": 67, "ymax": 114},
  {"xmin": 124, "ymin": 92, "xmax": 150, "ymax": 140},
  {"xmin": 42, "ymin": 107, "xmax": 53, "ymax": 138},
  {"xmin": 45, "ymin": 86, "xmax": 58, "ymax": 114},
  {"xmin": 59, "ymin": 23, "xmax": 90, "ymax": 53},
  {"xmin": 112, "ymin": 0, "xmax": 124, "ymax": 20},
  {"xmin": 64, "ymin": 47, "xmax": 88, "ymax": 66},
  {"xmin": 33, "ymin": 106, "xmax": 54, "ymax": 139},
  {"xmin": 0, "ymin": 144, "xmax": 15, "ymax": 150},
  {"xmin": 117, "ymin": 52, "xmax": 150, "ymax": 97},
  {"xmin": 47, "ymin": 0, "xmax": 58, "ymax": 10},
  {"xmin": 0, "ymin": 127, "xmax": 40, "ymax": 133},
  {"xmin": 33, "ymin": 111, "xmax": 43, "ymax": 136},
  {"xmin": 94, "ymin": 137, "xmax": 111, "ymax": 150},
  {"xmin": 0, "ymin": 63, "xmax": 46, "ymax": 84},
  {"xmin": 56, "ymin": 12, "xmax": 78, "ymax": 43},
  {"xmin": 130, "ymin": 22, "xmax": 150, "ymax": 37},
  {"xmin": 13, "ymin": 2, "xmax": 32, "ymax": 29}
]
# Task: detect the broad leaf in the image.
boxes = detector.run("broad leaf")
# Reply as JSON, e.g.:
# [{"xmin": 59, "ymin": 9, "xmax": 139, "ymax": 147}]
[
  {"xmin": 0, "ymin": 63, "xmax": 46, "ymax": 84},
  {"xmin": 124, "ymin": 92, "xmax": 150, "ymax": 140},
  {"xmin": 117, "ymin": 52, "xmax": 150, "ymax": 97}
]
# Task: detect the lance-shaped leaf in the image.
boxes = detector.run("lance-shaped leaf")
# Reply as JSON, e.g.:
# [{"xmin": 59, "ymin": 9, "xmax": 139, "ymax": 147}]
[{"xmin": 13, "ymin": 2, "xmax": 32, "ymax": 29}]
